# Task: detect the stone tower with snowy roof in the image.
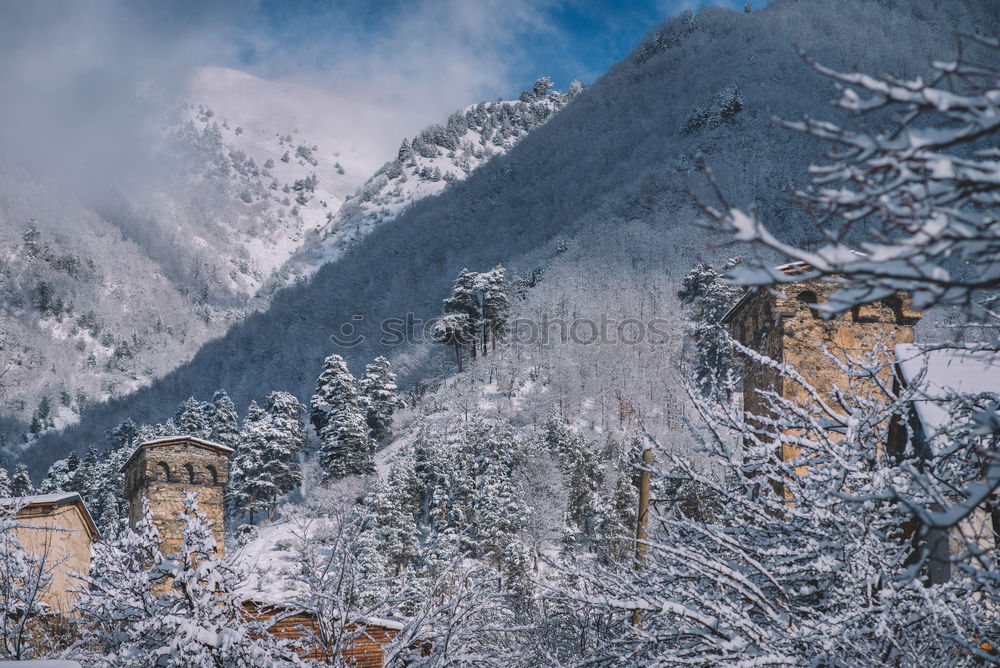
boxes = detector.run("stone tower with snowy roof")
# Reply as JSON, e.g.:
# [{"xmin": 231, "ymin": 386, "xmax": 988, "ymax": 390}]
[
  {"xmin": 723, "ymin": 265, "xmax": 921, "ymax": 466},
  {"xmin": 121, "ymin": 435, "xmax": 233, "ymax": 559}
]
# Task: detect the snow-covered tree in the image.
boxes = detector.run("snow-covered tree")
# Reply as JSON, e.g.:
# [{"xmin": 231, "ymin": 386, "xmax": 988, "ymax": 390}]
[
  {"xmin": 359, "ymin": 356, "xmax": 404, "ymax": 443},
  {"xmin": 261, "ymin": 390, "xmax": 307, "ymax": 519},
  {"xmin": 443, "ymin": 268, "xmax": 482, "ymax": 360},
  {"xmin": 678, "ymin": 258, "xmax": 742, "ymax": 394},
  {"xmin": 287, "ymin": 509, "xmax": 391, "ymax": 661},
  {"xmin": 0, "ymin": 467, "xmax": 9, "ymax": 497},
  {"xmin": 431, "ymin": 313, "xmax": 472, "ymax": 371},
  {"xmin": 227, "ymin": 401, "xmax": 271, "ymax": 524},
  {"xmin": 0, "ymin": 502, "xmax": 58, "ymax": 660},
  {"xmin": 207, "ymin": 390, "xmax": 240, "ymax": 449},
  {"xmin": 554, "ymin": 334, "xmax": 997, "ymax": 664},
  {"xmin": 310, "ymin": 355, "xmax": 374, "ymax": 480},
  {"xmin": 702, "ymin": 37, "xmax": 1000, "ymax": 531},
  {"xmin": 73, "ymin": 498, "xmax": 165, "ymax": 663},
  {"xmin": 174, "ymin": 397, "xmax": 209, "ymax": 435},
  {"xmin": 75, "ymin": 495, "xmax": 297, "ymax": 667},
  {"xmin": 10, "ymin": 464, "xmax": 32, "ymax": 498},
  {"xmin": 705, "ymin": 36, "xmax": 1000, "ymax": 329},
  {"xmin": 480, "ymin": 265, "xmax": 512, "ymax": 354}
]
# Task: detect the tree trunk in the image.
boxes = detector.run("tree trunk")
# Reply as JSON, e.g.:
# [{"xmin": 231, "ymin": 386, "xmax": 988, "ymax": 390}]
[{"xmin": 453, "ymin": 341, "xmax": 463, "ymax": 371}]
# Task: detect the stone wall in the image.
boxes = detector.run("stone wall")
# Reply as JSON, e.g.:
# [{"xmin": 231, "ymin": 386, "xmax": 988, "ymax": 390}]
[
  {"xmin": 728, "ymin": 279, "xmax": 920, "ymax": 465},
  {"xmin": 123, "ymin": 438, "xmax": 231, "ymax": 559}
]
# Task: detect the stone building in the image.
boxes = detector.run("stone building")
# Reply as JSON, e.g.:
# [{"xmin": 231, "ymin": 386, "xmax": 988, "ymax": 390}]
[
  {"xmin": 120, "ymin": 435, "xmax": 233, "ymax": 558},
  {"xmin": 722, "ymin": 264, "xmax": 921, "ymax": 468},
  {"xmin": 2, "ymin": 492, "xmax": 100, "ymax": 612}
]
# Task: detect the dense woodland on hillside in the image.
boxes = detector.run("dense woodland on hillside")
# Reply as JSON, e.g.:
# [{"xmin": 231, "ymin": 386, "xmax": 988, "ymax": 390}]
[{"xmin": 1, "ymin": 0, "xmax": 999, "ymax": 665}]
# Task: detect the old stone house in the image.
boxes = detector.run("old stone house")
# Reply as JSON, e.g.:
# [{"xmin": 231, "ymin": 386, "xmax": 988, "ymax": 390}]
[
  {"xmin": 120, "ymin": 434, "xmax": 232, "ymax": 560},
  {"xmin": 2, "ymin": 492, "xmax": 100, "ymax": 612},
  {"xmin": 725, "ymin": 268, "xmax": 998, "ymax": 582},
  {"xmin": 722, "ymin": 264, "xmax": 921, "ymax": 469}
]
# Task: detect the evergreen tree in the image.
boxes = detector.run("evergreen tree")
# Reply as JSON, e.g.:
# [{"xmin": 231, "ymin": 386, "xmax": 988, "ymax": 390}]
[
  {"xmin": 397, "ymin": 138, "xmax": 413, "ymax": 163},
  {"xmin": 106, "ymin": 419, "xmax": 139, "ymax": 452},
  {"xmin": 678, "ymin": 258, "xmax": 742, "ymax": 395},
  {"xmin": 443, "ymin": 269, "xmax": 482, "ymax": 360},
  {"xmin": 174, "ymin": 397, "xmax": 209, "ymax": 436},
  {"xmin": 431, "ymin": 314, "xmax": 471, "ymax": 371},
  {"xmin": 311, "ymin": 355, "xmax": 374, "ymax": 480},
  {"xmin": 261, "ymin": 391, "xmax": 307, "ymax": 519},
  {"xmin": 41, "ymin": 450, "xmax": 81, "ymax": 494},
  {"xmin": 227, "ymin": 402, "xmax": 271, "ymax": 524},
  {"xmin": 359, "ymin": 357, "xmax": 404, "ymax": 443},
  {"xmin": 0, "ymin": 467, "xmax": 10, "ymax": 497},
  {"xmin": 480, "ymin": 265, "xmax": 512, "ymax": 354},
  {"xmin": 10, "ymin": 465, "xmax": 32, "ymax": 498},
  {"xmin": 207, "ymin": 390, "xmax": 239, "ymax": 449}
]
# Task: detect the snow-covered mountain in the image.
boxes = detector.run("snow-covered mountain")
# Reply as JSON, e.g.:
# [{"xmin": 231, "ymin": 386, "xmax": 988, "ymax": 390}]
[
  {"xmin": 168, "ymin": 67, "xmax": 377, "ymax": 294},
  {"xmin": 25, "ymin": 0, "xmax": 996, "ymax": 477},
  {"xmin": 0, "ymin": 67, "xmax": 575, "ymax": 450},
  {"xmin": 265, "ymin": 77, "xmax": 581, "ymax": 292}
]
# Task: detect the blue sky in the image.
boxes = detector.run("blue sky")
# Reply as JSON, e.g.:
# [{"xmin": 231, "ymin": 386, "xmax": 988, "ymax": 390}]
[
  {"xmin": 0, "ymin": 0, "xmax": 769, "ymax": 188},
  {"xmin": 237, "ymin": 0, "xmax": 768, "ymax": 98}
]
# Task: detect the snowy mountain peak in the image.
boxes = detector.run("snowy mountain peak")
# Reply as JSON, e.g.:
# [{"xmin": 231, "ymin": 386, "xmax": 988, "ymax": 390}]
[{"xmin": 268, "ymin": 77, "xmax": 583, "ymax": 290}]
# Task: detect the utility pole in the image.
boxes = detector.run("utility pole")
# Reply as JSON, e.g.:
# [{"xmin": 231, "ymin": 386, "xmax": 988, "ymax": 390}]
[{"xmin": 631, "ymin": 441, "xmax": 653, "ymax": 627}]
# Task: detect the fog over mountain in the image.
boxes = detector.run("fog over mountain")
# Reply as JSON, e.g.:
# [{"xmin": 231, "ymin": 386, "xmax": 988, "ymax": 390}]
[{"xmin": 19, "ymin": 0, "xmax": 997, "ymax": 473}]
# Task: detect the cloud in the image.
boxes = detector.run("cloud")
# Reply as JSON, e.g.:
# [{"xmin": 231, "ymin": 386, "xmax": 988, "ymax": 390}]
[
  {"xmin": 0, "ymin": 0, "xmax": 574, "ymax": 200},
  {"xmin": 240, "ymin": 0, "xmax": 565, "ymax": 148},
  {"xmin": 0, "ymin": 0, "xmax": 247, "ymax": 200}
]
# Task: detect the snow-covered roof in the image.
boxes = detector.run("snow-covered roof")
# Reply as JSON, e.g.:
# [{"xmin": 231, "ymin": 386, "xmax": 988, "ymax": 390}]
[
  {"xmin": 0, "ymin": 491, "xmax": 81, "ymax": 506},
  {"xmin": 0, "ymin": 491, "xmax": 100, "ymax": 540},
  {"xmin": 232, "ymin": 518, "xmax": 404, "ymax": 631},
  {"xmin": 895, "ymin": 344, "xmax": 1000, "ymax": 433},
  {"xmin": 120, "ymin": 434, "xmax": 235, "ymax": 473}
]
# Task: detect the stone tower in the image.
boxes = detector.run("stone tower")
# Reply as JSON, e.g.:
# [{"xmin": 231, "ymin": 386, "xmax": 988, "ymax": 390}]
[
  {"xmin": 121, "ymin": 435, "xmax": 233, "ymax": 558},
  {"xmin": 723, "ymin": 266, "xmax": 921, "ymax": 464}
]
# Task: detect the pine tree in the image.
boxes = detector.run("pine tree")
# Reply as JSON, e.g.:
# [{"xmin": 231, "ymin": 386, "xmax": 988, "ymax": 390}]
[
  {"xmin": 106, "ymin": 419, "xmax": 139, "ymax": 452},
  {"xmin": 174, "ymin": 397, "xmax": 209, "ymax": 436},
  {"xmin": 359, "ymin": 357, "xmax": 404, "ymax": 443},
  {"xmin": 43, "ymin": 450, "xmax": 81, "ymax": 494},
  {"xmin": 0, "ymin": 467, "xmax": 10, "ymax": 497},
  {"xmin": 228, "ymin": 402, "xmax": 271, "ymax": 525},
  {"xmin": 311, "ymin": 355, "xmax": 374, "ymax": 480},
  {"xmin": 431, "ymin": 314, "xmax": 471, "ymax": 371},
  {"xmin": 10, "ymin": 465, "xmax": 32, "ymax": 498},
  {"xmin": 678, "ymin": 258, "xmax": 742, "ymax": 395},
  {"xmin": 396, "ymin": 139, "xmax": 413, "ymax": 163},
  {"xmin": 207, "ymin": 390, "xmax": 239, "ymax": 449},
  {"xmin": 443, "ymin": 269, "xmax": 482, "ymax": 360},
  {"xmin": 480, "ymin": 265, "xmax": 512, "ymax": 354},
  {"xmin": 261, "ymin": 391, "xmax": 307, "ymax": 519}
]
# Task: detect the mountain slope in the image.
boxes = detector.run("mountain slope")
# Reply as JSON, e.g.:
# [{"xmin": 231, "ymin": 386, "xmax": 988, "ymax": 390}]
[
  {"xmin": 22, "ymin": 0, "xmax": 999, "ymax": 472},
  {"xmin": 0, "ymin": 70, "xmax": 571, "ymax": 449},
  {"xmin": 265, "ymin": 78, "xmax": 580, "ymax": 292}
]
